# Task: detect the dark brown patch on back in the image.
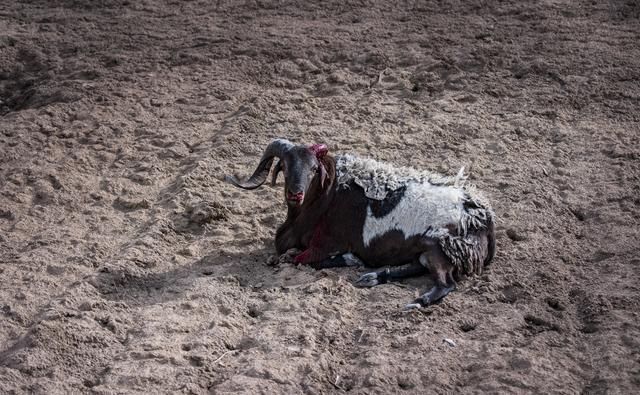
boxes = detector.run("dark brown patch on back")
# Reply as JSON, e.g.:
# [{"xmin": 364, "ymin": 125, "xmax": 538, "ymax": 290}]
[{"xmin": 368, "ymin": 186, "xmax": 406, "ymax": 218}]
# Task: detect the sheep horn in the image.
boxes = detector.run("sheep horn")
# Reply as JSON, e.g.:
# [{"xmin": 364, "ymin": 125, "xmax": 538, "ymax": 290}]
[
  {"xmin": 225, "ymin": 138, "xmax": 294, "ymax": 190},
  {"xmin": 271, "ymin": 159, "xmax": 283, "ymax": 186}
]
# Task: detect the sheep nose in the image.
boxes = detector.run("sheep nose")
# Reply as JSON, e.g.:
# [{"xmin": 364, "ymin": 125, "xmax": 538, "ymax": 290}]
[{"xmin": 286, "ymin": 191, "xmax": 304, "ymax": 202}]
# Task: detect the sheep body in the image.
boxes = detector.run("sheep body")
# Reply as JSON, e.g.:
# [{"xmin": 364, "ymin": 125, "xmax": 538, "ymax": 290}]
[{"xmin": 226, "ymin": 139, "xmax": 496, "ymax": 306}]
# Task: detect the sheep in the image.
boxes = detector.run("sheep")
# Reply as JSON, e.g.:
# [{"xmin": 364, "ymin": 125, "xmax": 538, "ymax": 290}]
[{"xmin": 225, "ymin": 138, "xmax": 496, "ymax": 308}]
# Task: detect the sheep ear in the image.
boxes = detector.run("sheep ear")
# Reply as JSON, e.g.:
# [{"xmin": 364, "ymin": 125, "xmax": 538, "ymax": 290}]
[
  {"xmin": 309, "ymin": 143, "xmax": 328, "ymax": 159},
  {"xmin": 309, "ymin": 144, "xmax": 328, "ymax": 188},
  {"xmin": 271, "ymin": 160, "xmax": 283, "ymax": 186}
]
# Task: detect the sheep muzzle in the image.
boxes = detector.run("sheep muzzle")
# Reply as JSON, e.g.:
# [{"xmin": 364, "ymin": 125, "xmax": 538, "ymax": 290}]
[{"xmin": 286, "ymin": 191, "xmax": 304, "ymax": 205}]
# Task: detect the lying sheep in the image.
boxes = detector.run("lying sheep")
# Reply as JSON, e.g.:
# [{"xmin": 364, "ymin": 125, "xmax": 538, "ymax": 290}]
[{"xmin": 226, "ymin": 138, "xmax": 495, "ymax": 308}]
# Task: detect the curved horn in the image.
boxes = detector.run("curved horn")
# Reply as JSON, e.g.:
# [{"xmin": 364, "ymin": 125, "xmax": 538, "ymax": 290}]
[
  {"xmin": 271, "ymin": 159, "xmax": 283, "ymax": 186},
  {"xmin": 225, "ymin": 138, "xmax": 294, "ymax": 190}
]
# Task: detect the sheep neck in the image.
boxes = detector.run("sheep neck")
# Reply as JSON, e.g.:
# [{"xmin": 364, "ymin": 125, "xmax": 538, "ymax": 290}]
[{"xmin": 275, "ymin": 156, "xmax": 336, "ymax": 254}]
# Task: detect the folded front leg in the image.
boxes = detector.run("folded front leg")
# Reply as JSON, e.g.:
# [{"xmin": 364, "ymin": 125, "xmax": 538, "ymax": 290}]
[{"xmin": 310, "ymin": 253, "xmax": 363, "ymax": 269}]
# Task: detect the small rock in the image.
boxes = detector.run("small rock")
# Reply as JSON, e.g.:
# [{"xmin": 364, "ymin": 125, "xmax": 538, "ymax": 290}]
[
  {"xmin": 266, "ymin": 255, "xmax": 278, "ymax": 266},
  {"xmin": 443, "ymin": 338, "xmax": 456, "ymax": 347},
  {"xmin": 186, "ymin": 201, "xmax": 229, "ymax": 225},
  {"xmin": 277, "ymin": 248, "xmax": 301, "ymax": 265},
  {"xmin": 459, "ymin": 320, "xmax": 477, "ymax": 332},
  {"xmin": 113, "ymin": 196, "xmax": 150, "ymax": 211},
  {"xmin": 48, "ymin": 174, "xmax": 63, "ymax": 190},
  {"xmin": 97, "ymin": 316, "xmax": 117, "ymax": 333},
  {"xmin": 592, "ymin": 250, "xmax": 615, "ymax": 263},
  {"xmin": 0, "ymin": 209, "xmax": 15, "ymax": 220},
  {"xmin": 46, "ymin": 265, "xmax": 65, "ymax": 276},
  {"xmin": 89, "ymin": 192, "xmax": 104, "ymax": 201},
  {"xmin": 178, "ymin": 246, "xmax": 195, "ymax": 257},
  {"xmin": 403, "ymin": 303, "xmax": 422, "ymax": 311},
  {"xmin": 569, "ymin": 206, "xmax": 586, "ymax": 221},
  {"xmin": 33, "ymin": 182, "xmax": 55, "ymax": 205},
  {"xmin": 546, "ymin": 297, "xmax": 565, "ymax": 311},
  {"xmin": 506, "ymin": 228, "xmax": 527, "ymax": 242},
  {"xmin": 127, "ymin": 173, "xmax": 152, "ymax": 185},
  {"xmin": 188, "ymin": 355, "xmax": 205, "ymax": 367},
  {"xmin": 397, "ymin": 375, "xmax": 418, "ymax": 390}
]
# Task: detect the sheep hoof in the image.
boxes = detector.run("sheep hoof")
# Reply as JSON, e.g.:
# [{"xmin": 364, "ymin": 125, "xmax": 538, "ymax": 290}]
[
  {"xmin": 354, "ymin": 272, "xmax": 379, "ymax": 288},
  {"xmin": 342, "ymin": 253, "xmax": 363, "ymax": 267},
  {"xmin": 417, "ymin": 284, "xmax": 455, "ymax": 306},
  {"xmin": 403, "ymin": 303, "xmax": 422, "ymax": 310}
]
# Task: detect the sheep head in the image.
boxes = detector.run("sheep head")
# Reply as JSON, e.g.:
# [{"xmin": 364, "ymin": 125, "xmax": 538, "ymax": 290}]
[{"xmin": 225, "ymin": 138, "xmax": 329, "ymax": 207}]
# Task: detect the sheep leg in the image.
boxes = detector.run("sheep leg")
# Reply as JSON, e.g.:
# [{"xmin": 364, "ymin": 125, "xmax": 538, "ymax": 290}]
[
  {"xmin": 310, "ymin": 253, "xmax": 363, "ymax": 269},
  {"xmin": 294, "ymin": 218, "xmax": 330, "ymax": 265},
  {"xmin": 355, "ymin": 262, "xmax": 427, "ymax": 288},
  {"xmin": 405, "ymin": 249, "xmax": 456, "ymax": 309},
  {"xmin": 293, "ymin": 249, "xmax": 312, "ymax": 264}
]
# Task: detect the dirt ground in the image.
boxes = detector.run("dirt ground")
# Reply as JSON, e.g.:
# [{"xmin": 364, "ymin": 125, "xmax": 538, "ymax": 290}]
[{"xmin": 1, "ymin": 0, "xmax": 639, "ymax": 393}]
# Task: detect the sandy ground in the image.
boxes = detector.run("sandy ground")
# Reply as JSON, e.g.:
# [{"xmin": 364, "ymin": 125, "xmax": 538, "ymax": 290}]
[{"xmin": 1, "ymin": 0, "xmax": 639, "ymax": 393}]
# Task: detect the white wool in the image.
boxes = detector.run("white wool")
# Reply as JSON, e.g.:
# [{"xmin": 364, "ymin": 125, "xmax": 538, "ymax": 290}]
[
  {"xmin": 335, "ymin": 154, "xmax": 467, "ymax": 200},
  {"xmin": 361, "ymin": 181, "xmax": 465, "ymax": 247}
]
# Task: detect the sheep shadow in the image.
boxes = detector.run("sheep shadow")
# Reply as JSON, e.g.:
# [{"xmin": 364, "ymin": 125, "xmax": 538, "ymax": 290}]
[
  {"xmin": 92, "ymin": 247, "xmax": 260, "ymax": 305},
  {"xmin": 92, "ymin": 247, "xmax": 361, "ymax": 306},
  {"xmin": 92, "ymin": 247, "xmax": 434, "ymax": 308}
]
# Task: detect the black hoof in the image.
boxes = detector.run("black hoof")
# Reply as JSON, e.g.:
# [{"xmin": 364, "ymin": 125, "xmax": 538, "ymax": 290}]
[{"xmin": 355, "ymin": 272, "xmax": 379, "ymax": 288}]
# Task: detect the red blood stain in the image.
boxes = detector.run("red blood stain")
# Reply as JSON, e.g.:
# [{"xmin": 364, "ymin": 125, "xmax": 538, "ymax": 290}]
[{"xmin": 294, "ymin": 217, "xmax": 327, "ymax": 264}]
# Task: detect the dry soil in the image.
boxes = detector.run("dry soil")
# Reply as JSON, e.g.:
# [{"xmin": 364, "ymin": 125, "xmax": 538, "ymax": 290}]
[{"xmin": 1, "ymin": 1, "xmax": 639, "ymax": 394}]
